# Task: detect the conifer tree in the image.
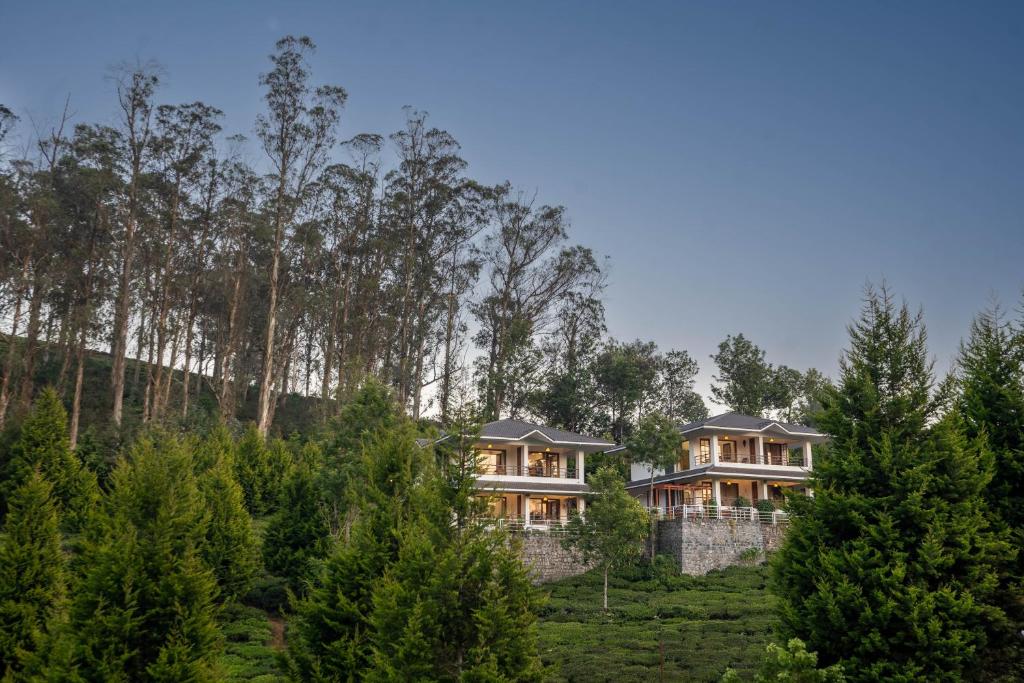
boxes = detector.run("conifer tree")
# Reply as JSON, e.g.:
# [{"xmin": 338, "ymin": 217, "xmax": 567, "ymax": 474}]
[
  {"xmin": 0, "ymin": 471, "xmax": 66, "ymax": 678},
  {"xmin": 773, "ymin": 285, "xmax": 1010, "ymax": 681},
  {"xmin": 288, "ymin": 422, "xmax": 427, "ymax": 679},
  {"xmin": 0, "ymin": 387, "xmax": 98, "ymax": 530},
  {"xmin": 235, "ymin": 423, "xmax": 273, "ymax": 515},
  {"xmin": 289, "ymin": 419, "xmax": 544, "ymax": 681},
  {"xmin": 955, "ymin": 302, "xmax": 1024, "ymax": 678},
  {"xmin": 199, "ymin": 454, "xmax": 261, "ymax": 601},
  {"xmin": 61, "ymin": 432, "xmax": 220, "ymax": 681},
  {"xmin": 262, "ymin": 462, "xmax": 330, "ymax": 595}
]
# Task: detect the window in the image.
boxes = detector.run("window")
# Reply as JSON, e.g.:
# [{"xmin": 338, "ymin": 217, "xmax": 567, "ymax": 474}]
[
  {"xmin": 476, "ymin": 449, "xmax": 508, "ymax": 474},
  {"xmin": 720, "ymin": 440, "xmax": 735, "ymax": 462},
  {"xmin": 698, "ymin": 438, "xmax": 711, "ymax": 465},
  {"xmin": 679, "ymin": 440, "xmax": 690, "ymax": 470}
]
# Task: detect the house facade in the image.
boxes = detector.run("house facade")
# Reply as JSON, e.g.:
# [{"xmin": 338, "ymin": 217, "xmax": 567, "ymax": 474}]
[
  {"xmin": 626, "ymin": 412, "xmax": 827, "ymax": 512},
  {"xmin": 468, "ymin": 419, "xmax": 614, "ymax": 528}
]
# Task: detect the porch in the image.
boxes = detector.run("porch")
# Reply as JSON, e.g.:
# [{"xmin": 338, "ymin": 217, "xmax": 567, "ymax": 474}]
[{"xmin": 479, "ymin": 493, "xmax": 582, "ymax": 529}]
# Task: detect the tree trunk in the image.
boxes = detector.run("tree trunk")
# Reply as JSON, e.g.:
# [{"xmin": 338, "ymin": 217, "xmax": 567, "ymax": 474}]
[
  {"xmin": 69, "ymin": 327, "xmax": 87, "ymax": 448},
  {"xmin": 603, "ymin": 565, "xmax": 609, "ymax": 611},
  {"xmin": 256, "ymin": 183, "xmax": 286, "ymax": 436}
]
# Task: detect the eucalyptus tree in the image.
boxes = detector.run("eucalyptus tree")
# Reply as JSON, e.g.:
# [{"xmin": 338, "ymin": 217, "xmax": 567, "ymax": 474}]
[
  {"xmin": 143, "ymin": 101, "xmax": 221, "ymax": 421},
  {"xmin": 254, "ymin": 35, "xmax": 346, "ymax": 435},
  {"xmin": 382, "ymin": 109, "xmax": 483, "ymax": 417},
  {"xmin": 473, "ymin": 185, "xmax": 604, "ymax": 420},
  {"xmin": 109, "ymin": 63, "xmax": 160, "ymax": 429}
]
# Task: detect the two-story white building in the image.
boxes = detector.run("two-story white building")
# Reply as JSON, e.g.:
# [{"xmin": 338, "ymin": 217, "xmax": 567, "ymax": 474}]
[
  {"xmin": 464, "ymin": 419, "xmax": 614, "ymax": 528},
  {"xmin": 625, "ymin": 412, "xmax": 827, "ymax": 511}
]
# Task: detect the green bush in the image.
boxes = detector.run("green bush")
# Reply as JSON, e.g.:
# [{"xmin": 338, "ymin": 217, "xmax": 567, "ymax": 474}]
[{"xmin": 734, "ymin": 496, "xmax": 751, "ymax": 509}]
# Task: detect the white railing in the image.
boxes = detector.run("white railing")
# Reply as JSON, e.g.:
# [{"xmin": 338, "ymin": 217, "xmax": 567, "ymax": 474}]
[
  {"xmin": 646, "ymin": 504, "xmax": 789, "ymax": 525},
  {"xmin": 477, "ymin": 516, "xmax": 573, "ymax": 533}
]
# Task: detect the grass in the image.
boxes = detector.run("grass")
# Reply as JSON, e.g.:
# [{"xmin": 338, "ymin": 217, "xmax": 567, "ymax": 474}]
[
  {"xmin": 217, "ymin": 603, "xmax": 288, "ymax": 682},
  {"xmin": 536, "ymin": 561, "xmax": 779, "ymax": 682}
]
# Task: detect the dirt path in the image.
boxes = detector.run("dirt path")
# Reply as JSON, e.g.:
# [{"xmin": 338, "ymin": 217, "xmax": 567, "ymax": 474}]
[{"xmin": 267, "ymin": 614, "xmax": 286, "ymax": 651}]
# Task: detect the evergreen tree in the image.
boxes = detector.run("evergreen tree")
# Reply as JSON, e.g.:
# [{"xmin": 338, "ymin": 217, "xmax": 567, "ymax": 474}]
[
  {"xmin": 288, "ymin": 422, "xmax": 428, "ymax": 679},
  {"xmin": 773, "ymin": 285, "xmax": 1010, "ymax": 682},
  {"xmin": 0, "ymin": 471, "xmax": 66, "ymax": 678},
  {"xmin": 60, "ymin": 432, "xmax": 220, "ymax": 682},
  {"xmin": 235, "ymin": 423, "xmax": 273, "ymax": 515},
  {"xmin": 289, "ymin": 419, "xmax": 543, "ymax": 681},
  {"xmin": 262, "ymin": 462, "xmax": 330, "ymax": 596},
  {"xmin": 199, "ymin": 454, "xmax": 261, "ymax": 601},
  {"xmin": 0, "ymin": 387, "xmax": 98, "ymax": 531},
  {"xmin": 194, "ymin": 422, "xmax": 236, "ymax": 474},
  {"xmin": 955, "ymin": 302, "xmax": 1024, "ymax": 678}
]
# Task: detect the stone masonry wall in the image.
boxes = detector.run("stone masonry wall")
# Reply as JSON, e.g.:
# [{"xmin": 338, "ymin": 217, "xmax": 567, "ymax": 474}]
[
  {"xmin": 656, "ymin": 517, "xmax": 787, "ymax": 575},
  {"xmin": 517, "ymin": 531, "xmax": 595, "ymax": 584}
]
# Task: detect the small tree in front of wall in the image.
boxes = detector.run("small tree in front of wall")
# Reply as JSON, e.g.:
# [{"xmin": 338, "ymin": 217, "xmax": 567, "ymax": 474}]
[
  {"xmin": 562, "ymin": 467, "xmax": 649, "ymax": 610},
  {"xmin": 626, "ymin": 412, "xmax": 680, "ymax": 554}
]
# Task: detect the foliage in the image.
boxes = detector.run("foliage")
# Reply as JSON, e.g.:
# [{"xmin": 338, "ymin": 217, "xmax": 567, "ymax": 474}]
[
  {"xmin": 57, "ymin": 432, "xmax": 221, "ymax": 681},
  {"xmin": 772, "ymin": 284, "xmax": 1011, "ymax": 682},
  {"xmin": 0, "ymin": 388, "xmax": 98, "ymax": 531},
  {"xmin": 954, "ymin": 301, "xmax": 1024, "ymax": 679},
  {"xmin": 289, "ymin": 421, "xmax": 544, "ymax": 681},
  {"xmin": 199, "ymin": 453, "xmax": 262, "ymax": 601},
  {"xmin": 538, "ymin": 565, "xmax": 780, "ymax": 681},
  {"xmin": 234, "ymin": 424, "xmax": 290, "ymax": 516},
  {"xmin": 710, "ymin": 334, "xmax": 777, "ymax": 417},
  {"xmin": 262, "ymin": 462, "xmax": 331, "ymax": 597},
  {"xmin": 0, "ymin": 471, "xmax": 66, "ymax": 677},
  {"xmin": 721, "ymin": 638, "xmax": 845, "ymax": 682},
  {"xmin": 562, "ymin": 467, "xmax": 650, "ymax": 610},
  {"xmin": 216, "ymin": 603, "xmax": 287, "ymax": 683}
]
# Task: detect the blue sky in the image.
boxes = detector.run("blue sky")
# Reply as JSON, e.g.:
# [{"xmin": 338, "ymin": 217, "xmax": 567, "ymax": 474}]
[{"xmin": 2, "ymin": 1, "xmax": 1022, "ymax": 401}]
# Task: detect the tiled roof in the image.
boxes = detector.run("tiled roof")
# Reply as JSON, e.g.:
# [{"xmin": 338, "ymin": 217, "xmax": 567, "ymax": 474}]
[
  {"xmin": 678, "ymin": 412, "xmax": 823, "ymax": 437},
  {"xmin": 477, "ymin": 419, "xmax": 614, "ymax": 448}
]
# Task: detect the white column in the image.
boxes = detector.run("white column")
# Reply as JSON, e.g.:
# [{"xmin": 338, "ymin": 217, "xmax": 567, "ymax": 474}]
[
  {"xmin": 712, "ymin": 478, "xmax": 722, "ymax": 504},
  {"xmin": 523, "ymin": 494, "xmax": 531, "ymax": 526},
  {"xmin": 520, "ymin": 444, "xmax": 529, "ymax": 476},
  {"xmin": 688, "ymin": 440, "xmax": 698, "ymax": 470},
  {"xmin": 759, "ymin": 481, "xmax": 769, "ymax": 500},
  {"xmin": 577, "ymin": 450, "xmax": 585, "ymax": 482},
  {"xmin": 803, "ymin": 441, "xmax": 813, "ymax": 469},
  {"xmin": 756, "ymin": 436, "xmax": 764, "ymax": 465},
  {"xmin": 710, "ymin": 434, "xmax": 720, "ymax": 466},
  {"xmin": 578, "ymin": 496, "xmax": 586, "ymax": 514}
]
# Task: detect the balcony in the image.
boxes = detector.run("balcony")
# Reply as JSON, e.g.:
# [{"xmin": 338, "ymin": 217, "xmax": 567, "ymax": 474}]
[{"xmin": 477, "ymin": 463, "xmax": 578, "ymax": 479}]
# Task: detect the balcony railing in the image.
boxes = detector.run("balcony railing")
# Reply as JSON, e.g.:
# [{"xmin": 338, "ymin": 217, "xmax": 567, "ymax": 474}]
[
  {"xmin": 476, "ymin": 463, "xmax": 578, "ymax": 479},
  {"xmin": 646, "ymin": 503, "xmax": 789, "ymax": 525},
  {"xmin": 477, "ymin": 516, "xmax": 573, "ymax": 533},
  {"xmin": 717, "ymin": 452, "xmax": 804, "ymax": 466}
]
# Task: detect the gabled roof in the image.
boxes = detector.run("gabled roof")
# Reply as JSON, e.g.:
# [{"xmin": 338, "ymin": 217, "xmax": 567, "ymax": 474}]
[
  {"xmin": 476, "ymin": 419, "xmax": 614, "ymax": 449},
  {"xmin": 678, "ymin": 412, "xmax": 824, "ymax": 438}
]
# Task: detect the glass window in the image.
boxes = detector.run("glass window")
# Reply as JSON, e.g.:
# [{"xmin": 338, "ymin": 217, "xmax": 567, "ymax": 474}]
[{"xmin": 698, "ymin": 438, "xmax": 711, "ymax": 465}]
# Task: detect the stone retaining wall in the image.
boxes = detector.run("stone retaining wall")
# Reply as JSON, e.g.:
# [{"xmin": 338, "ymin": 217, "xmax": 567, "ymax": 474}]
[
  {"xmin": 656, "ymin": 517, "xmax": 787, "ymax": 575},
  {"xmin": 517, "ymin": 532, "xmax": 595, "ymax": 584}
]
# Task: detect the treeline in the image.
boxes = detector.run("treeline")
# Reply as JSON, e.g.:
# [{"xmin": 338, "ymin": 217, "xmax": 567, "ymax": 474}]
[{"xmin": 0, "ymin": 36, "xmax": 833, "ymax": 448}]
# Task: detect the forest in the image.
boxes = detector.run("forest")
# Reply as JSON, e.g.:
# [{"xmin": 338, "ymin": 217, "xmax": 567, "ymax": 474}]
[{"xmin": 1, "ymin": 35, "xmax": 1023, "ymax": 683}]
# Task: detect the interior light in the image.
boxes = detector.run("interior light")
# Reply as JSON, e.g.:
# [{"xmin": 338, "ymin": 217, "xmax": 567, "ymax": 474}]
[
  {"xmin": 545, "ymin": 447, "xmax": 550, "ymax": 452},
  {"xmin": 487, "ymin": 444, "xmax": 492, "ymax": 449}
]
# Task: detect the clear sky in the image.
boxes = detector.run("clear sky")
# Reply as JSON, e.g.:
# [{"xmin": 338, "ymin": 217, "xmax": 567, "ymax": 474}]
[{"xmin": 2, "ymin": 1, "xmax": 1022, "ymax": 402}]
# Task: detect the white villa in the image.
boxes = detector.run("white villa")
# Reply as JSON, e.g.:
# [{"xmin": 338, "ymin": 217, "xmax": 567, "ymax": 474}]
[
  {"xmin": 465, "ymin": 419, "xmax": 614, "ymax": 528},
  {"xmin": 625, "ymin": 412, "xmax": 827, "ymax": 512}
]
